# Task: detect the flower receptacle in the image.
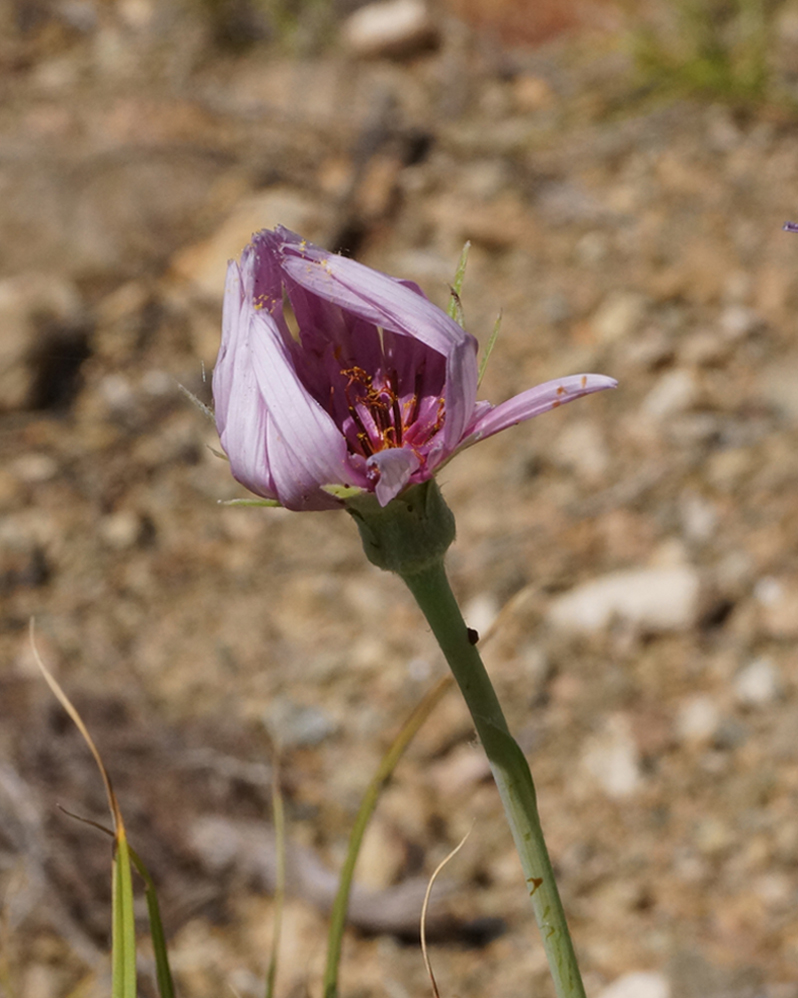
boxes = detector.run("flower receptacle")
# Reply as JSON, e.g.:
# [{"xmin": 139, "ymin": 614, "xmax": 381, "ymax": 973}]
[{"xmin": 345, "ymin": 479, "xmax": 455, "ymax": 576}]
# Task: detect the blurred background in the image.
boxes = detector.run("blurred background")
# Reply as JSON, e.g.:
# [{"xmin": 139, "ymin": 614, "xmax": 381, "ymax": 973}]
[{"xmin": 2, "ymin": 0, "xmax": 798, "ymax": 995}]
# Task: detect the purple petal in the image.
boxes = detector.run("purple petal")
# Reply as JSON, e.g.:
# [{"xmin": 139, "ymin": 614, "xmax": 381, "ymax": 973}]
[
  {"xmin": 442, "ymin": 336, "xmax": 478, "ymax": 451},
  {"xmin": 462, "ymin": 399, "xmax": 493, "ymax": 435},
  {"xmin": 462, "ymin": 374, "xmax": 618, "ymax": 446},
  {"xmin": 248, "ymin": 308, "xmax": 357, "ymax": 509},
  {"xmin": 275, "ymin": 229, "xmax": 470, "ymax": 354},
  {"xmin": 274, "ymin": 229, "xmax": 479, "ymax": 449},
  {"xmin": 784, "ymin": 221, "xmax": 798, "ymax": 232},
  {"xmin": 367, "ymin": 448, "xmax": 421, "ymax": 507},
  {"xmin": 213, "ymin": 260, "xmax": 245, "ymax": 440},
  {"xmin": 245, "ymin": 234, "xmax": 305, "ymax": 359},
  {"xmin": 213, "ymin": 261, "xmax": 278, "ymax": 500},
  {"xmin": 265, "ymin": 414, "xmax": 342, "ymax": 511}
]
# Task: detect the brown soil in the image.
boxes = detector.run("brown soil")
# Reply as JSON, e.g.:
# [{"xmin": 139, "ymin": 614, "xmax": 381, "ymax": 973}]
[{"xmin": 2, "ymin": 2, "xmax": 798, "ymax": 997}]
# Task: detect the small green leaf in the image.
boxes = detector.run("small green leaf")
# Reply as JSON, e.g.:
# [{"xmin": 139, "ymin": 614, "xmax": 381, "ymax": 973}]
[
  {"xmin": 478, "ymin": 311, "xmax": 502, "ymax": 388},
  {"xmin": 178, "ymin": 383, "xmax": 216, "ymax": 424},
  {"xmin": 447, "ymin": 242, "xmax": 471, "ymax": 328}
]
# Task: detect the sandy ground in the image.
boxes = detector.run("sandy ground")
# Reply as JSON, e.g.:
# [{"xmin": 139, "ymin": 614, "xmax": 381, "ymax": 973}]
[{"xmin": 3, "ymin": 2, "xmax": 798, "ymax": 996}]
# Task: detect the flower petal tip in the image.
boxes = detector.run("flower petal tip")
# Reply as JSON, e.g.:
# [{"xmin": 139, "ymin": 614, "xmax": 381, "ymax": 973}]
[{"xmin": 368, "ymin": 449, "xmax": 421, "ymax": 507}]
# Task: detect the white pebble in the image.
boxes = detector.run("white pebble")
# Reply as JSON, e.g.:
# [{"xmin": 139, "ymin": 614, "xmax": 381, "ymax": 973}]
[
  {"xmin": 720, "ymin": 304, "xmax": 761, "ymax": 339},
  {"xmin": 463, "ymin": 592, "xmax": 499, "ymax": 637},
  {"xmin": 591, "ymin": 291, "xmax": 647, "ymax": 343},
  {"xmin": 675, "ymin": 695, "xmax": 720, "ymax": 745},
  {"xmin": 597, "ymin": 971, "xmax": 670, "ymax": 998},
  {"xmin": 734, "ymin": 657, "xmax": 781, "ymax": 707},
  {"xmin": 551, "ymin": 420, "xmax": 609, "ymax": 483},
  {"xmin": 679, "ymin": 492, "xmax": 718, "ymax": 543},
  {"xmin": 642, "ymin": 369, "xmax": 698, "ymax": 420},
  {"xmin": 341, "ymin": 0, "xmax": 437, "ymax": 58},
  {"xmin": 581, "ymin": 715, "xmax": 642, "ymax": 799},
  {"xmin": 547, "ymin": 566, "xmax": 701, "ymax": 635}
]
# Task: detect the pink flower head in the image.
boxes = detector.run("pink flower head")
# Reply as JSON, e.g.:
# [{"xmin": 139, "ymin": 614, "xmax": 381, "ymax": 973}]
[{"xmin": 213, "ymin": 227, "xmax": 617, "ymax": 510}]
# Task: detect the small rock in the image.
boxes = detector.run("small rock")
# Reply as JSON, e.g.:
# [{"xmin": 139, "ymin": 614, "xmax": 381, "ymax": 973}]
[
  {"xmin": 100, "ymin": 510, "xmax": 144, "ymax": 550},
  {"xmin": 357, "ymin": 817, "xmax": 408, "ymax": 890},
  {"xmin": 754, "ymin": 575, "xmax": 784, "ymax": 605},
  {"xmin": 668, "ymin": 950, "xmax": 764, "ymax": 998},
  {"xmin": 463, "ymin": 592, "xmax": 499, "ymax": 638},
  {"xmin": 760, "ymin": 355, "xmax": 798, "ymax": 423},
  {"xmin": 679, "ymin": 492, "xmax": 718, "ymax": 544},
  {"xmin": 720, "ymin": 303, "xmax": 762, "ymax": 339},
  {"xmin": 263, "ymin": 697, "xmax": 338, "ymax": 748},
  {"xmin": 341, "ymin": 0, "xmax": 438, "ymax": 59},
  {"xmin": 518, "ymin": 642, "xmax": 552, "ymax": 689},
  {"xmin": 695, "ymin": 816, "xmax": 734, "ymax": 856},
  {"xmin": 98, "ymin": 373, "xmax": 136, "ymax": 415},
  {"xmin": 141, "ymin": 369, "xmax": 173, "ymax": 396},
  {"xmin": 715, "ymin": 550, "xmax": 753, "ymax": 591},
  {"xmin": 597, "ymin": 971, "xmax": 670, "ymax": 998},
  {"xmin": 734, "ymin": 657, "xmax": 781, "ymax": 707},
  {"xmin": 550, "ymin": 420, "xmax": 609, "ymax": 484},
  {"xmin": 581, "ymin": 714, "xmax": 642, "ymax": 799},
  {"xmin": 20, "ymin": 964, "xmax": 62, "ymax": 998},
  {"xmin": 429, "ymin": 192, "xmax": 532, "ymax": 250},
  {"xmin": 119, "ymin": 0, "xmax": 155, "ymax": 30},
  {"xmin": 622, "ymin": 328, "xmax": 675, "ymax": 371},
  {"xmin": 591, "ymin": 291, "xmax": 647, "ymax": 344},
  {"xmin": 9, "ymin": 454, "xmax": 59, "ymax": 484},
  {"xmin": 512, "ymin": 74, "xmax": 555, "ymax": 112},
  {"xmin": 755, "ymin": 576, "xmax": 798, "ymax": 638},
  {"xmin": 678, "ymin": 329, "xmax": 730, "ymax": 367},
  {"xmin": 675, "ymin": 695, "xmax": 720, "ymax": 745},
  {"xmin": 752, "ymin": 871, "xmax": 792, "ymax": 910},
  {"xmin": 407, "ymin": 656, "xmax": 433, "ymax": 682},
  {"xmin": 547, "ymin": 566, "xmax": 701, "ymax": 635},
  {"xmin": 430, "ymin": 744, "xmax": 491, "ymax": 796},
  {"xmin": 642, "ymin": 369, "xmax": 698, "ymax": 420},
  {"xmin": 460, "ymin": 160, "xmax": 510, "ymax": 201},
  {"xmin": 171, "ymin": 189, "xmax": 327, "ymax": 301}
]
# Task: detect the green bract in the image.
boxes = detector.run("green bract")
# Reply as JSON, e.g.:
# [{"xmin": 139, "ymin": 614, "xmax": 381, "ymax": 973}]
[{"xmin": 344, "ymin": 479, "xmax": 455, "ymax": 576}]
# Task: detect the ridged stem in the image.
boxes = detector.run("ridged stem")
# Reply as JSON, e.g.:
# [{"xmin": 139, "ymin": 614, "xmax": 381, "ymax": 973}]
[{"xmin": 400, "ymin": 559, "xmax": 586, "ymax": 998}]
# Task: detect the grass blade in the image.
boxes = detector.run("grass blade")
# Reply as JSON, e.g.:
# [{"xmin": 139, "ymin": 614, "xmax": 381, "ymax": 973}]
[
  {"xmin": 112, "ymin": 828, "xmax": 137, "ymax": 998},
  {"xmin": 30, "ymin": 620, "xmax": 137, "ymax": 998},
  {"xmin": 420, "ymin": 827, "xmax": 471, "ymax": 998},
  {"xmin": 322, "ymin": 675, "xmax": 453, "ymax": 998},
  {"xmin": 30, "ymin": 621, "xmax": 122, "ymax": 831},
  {"xmin": 265, "ymin": 750, "xmax": 286, "ymax": 998},
  {"xmin": 129, "ymin": 849, "xmax": 176, "ymax": 998}
]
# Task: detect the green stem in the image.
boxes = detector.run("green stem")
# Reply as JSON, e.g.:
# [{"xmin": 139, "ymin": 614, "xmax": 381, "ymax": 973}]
[{"xmin": 401, "ymin": 559, "xmax": 586, "ymax": 998}]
